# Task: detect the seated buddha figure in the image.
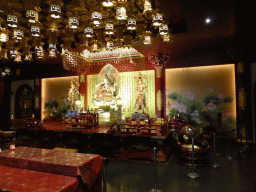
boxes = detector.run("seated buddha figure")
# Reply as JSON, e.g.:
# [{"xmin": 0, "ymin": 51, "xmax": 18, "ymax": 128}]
[{"xmin": 95, "ymin": 74, "xmax": 117, "ymax": 102}]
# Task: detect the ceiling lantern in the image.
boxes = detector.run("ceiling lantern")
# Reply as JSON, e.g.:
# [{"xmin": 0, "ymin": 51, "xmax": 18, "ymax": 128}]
[
  {"xmin": 107, "ymin": 41, "xmax": 114, "ymax": 50},
  {"xmin": 84, "ymin": 27, "xmax": 93, "ymax": 38},
  {"xmin": 159, "ymin": 23, "xmax": 168, "ymax": 35},
  {"xmin": 127, "ymin": 17, "xmax": 136, "ymax": 30},
  {"xmin": 14, "ymin": 52, "xmax": 22, "ymax": 62},
  {"xmin": 152, "ymin": 13, "xmax": 163, "ymax": 27},
  {"xmin": 116, "ymin": 0, "xmax": 127, "ymax": 20},
  {"xmin": 91, "ymin": 12, "xmax": 102, "ymax": 27},
  {"xmin": 49, "ymin": 43, "xmax": 56, "ymax": 50},
  {"xmin": 68, "ymin": 17, "xmax": 79, "ymax": 29},
  {"xmin": 49, "ymin": 43, "xmax": 57, "ymax": 58},
  {"xmin": 37, "ymin": 50, "xmax": 44, "ymax": 59},
  {"xmin": 50, "ymin": 4, "xmax": 61, "ymax": 18},
  {"xmin": 105, "ymin": 22, "xmax": 114, "ymax": 35},
  {"xmin": 10, "ymin": 49, "xmax": 18, "ymax": 58},
  {"xmin": 13, "ymin": 29, "xmax": 24, "ymax": 41},
  {"xmin": 0, "ymin": 32, "xmax": 8, "ymax": 42},
  {"xmin": 26, "ymin": 9, "xmax": 39, "ymax": 23},
  {"xmin": 35, "ymin": 45, "xmax": 43, "ymax": 52},
  {"xmin": 24, "ymin": 54, "xmax": 32, "ymax": 61},
  {"xmin": 92, "ymin": 40, "xmax": 98, "ymax": 51},
  {"xmin": 35, "ymin": 43, "xmax": 44, "ymax": 59},
  {"xmin": 143, "ymin": 0, "xmax": 152, "ymax": 14},
  {"xmin": 143, "ymin": 31, "xmax": 152, "ymax": 44},
  {"xmin": 0, "ymin": 23, "xmax": 9, "ymax": 42},
  {"xmin": 61, "ymin": 47, "xmax": 68, "ymax": 56},
  {"xmin": 7, "ymin": 15, "xmax": 18, "ymax": 28},
  {"xmin": 116, "ymin": 7, "xmax": 127, "ymax": 20},
  {"xmin": 31, "ymin": 25, "xmax": 40, "ymax": 37},
  {"xmin": 23, "ymin": 47, "xmax": 33, "ymax": 61},
  {"xmin": 102, "ymin": 0, "xmax": 115, "ymax": 8},
  {"xmin": 163, "ymin": 33, "xmax": 171, "ymax": 42},
  {"xmin": 49, "ymin": 48, "xmax": 57, "ymax": 58}
]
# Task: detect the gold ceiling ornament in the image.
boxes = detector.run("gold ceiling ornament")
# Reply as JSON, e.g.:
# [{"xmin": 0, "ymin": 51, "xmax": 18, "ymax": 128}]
[
  {"xmin": 91, "ymin": 12, "xmax": 102, "ymax": 27},
  {"xmin": 47, "ymin": 0, "xmax": 63, "ymax": 19},
  {"xmin": 48, "ymin": 29, "xmax": 58, "ymax": 58},
  {"xmin": 115, "ymin": 0, "xmax": 128, "ymax": 21},
  {"xmin": 105, "ymin": 20, "xmax": 114, "ymax": 35},
  {"xmin": 48, "ymin": 26, "xmax": 58, "ymax": 58},
  {"xmin": 7, "ymin": 14, "xmax": 18, "ymax": 28},
  {"xmin": 14, "ymin": 52, "xmax": 22, "ymax": 62},
  {"xmin": 127, "ymin": 17, "xmax": 136, "ymax": 31},
  {"xmin": 26, "ymin": 7, "xmax": 41, "ymax": 24},
  {"xmin": 159, "ymin": 23, "xmax": 168, "ymax": 36},
  {"xmin": 163, "ymin": 32, "xmax": 171, "ymax": 42},
  {"xmin": 31, "ymin": 24, "xmax": 41, "ymax": 37},
  {"xmin": 13, "ymin": 28, "xmax": 24, "ymax": 42},
  {"xmin": 101, "ymin": 0, "xmax": 115, "ymax": 8},
  {"xmin": 152, "ymin": 12, "xmax": 163, "ymax": 27},
  {"xmin": 0, "ymin": 0, "xmax": 171, "ymax": 63},
  {"xmin": 20, "ymin": 38, "xmax": 32, "ymax": 61},
  {"xmin": 84, "ymin": 27, "xmax": 94, "ymax": 38},
  {"xmin": 143, "ymin": 0, "xmax": 153, "ymax": 20},
  {"xmin": 143, "ymin": 25, "xmax": 152, "ymax": 45},
  {"xmin": 0, "ymin": 20, "xmax": 10, "ymax": 43},
  {"xmin": 148, "ymin": 52, "xmax": 170, "ymax": 78}
]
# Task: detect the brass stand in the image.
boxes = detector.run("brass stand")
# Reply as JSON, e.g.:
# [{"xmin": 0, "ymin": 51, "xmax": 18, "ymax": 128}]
[
  {"xmin": 212, "ymin": 133, "xmax": 221, "ymax": 168},
  {"xmin": 187, "ymin": 138, "xmax": 199, "ymax": 179},
  {"xmin": 149, "ymin": 147, "xmax": 162, "ymax": 192},
  {"xmin": 226, "ymin": 131, "xmax": 235, "ymax": 160}
]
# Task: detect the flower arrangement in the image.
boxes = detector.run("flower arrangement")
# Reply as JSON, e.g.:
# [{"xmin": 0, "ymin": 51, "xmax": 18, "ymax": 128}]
[
  {"xmin": 44, "ymin": 97, "xmax": 71, "ymax": 120},
  {"xmin": 167, "ymin": 89, "xmax": 235, "ymax": 133}
]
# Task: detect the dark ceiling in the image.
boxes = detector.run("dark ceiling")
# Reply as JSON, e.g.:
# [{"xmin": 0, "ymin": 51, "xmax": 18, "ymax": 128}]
[
  {"xmin": 0, "ymin": 0, "xmax": 239, "ymax": 40},
  {"xmin": 0, "ymin": 0, "xmax": 252, "ymax": 68}
]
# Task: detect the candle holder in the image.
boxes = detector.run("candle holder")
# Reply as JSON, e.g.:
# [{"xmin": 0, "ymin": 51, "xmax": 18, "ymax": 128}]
[{"xmin": 10, "ymin": 144, "xmax": 15, "ymax": 150}]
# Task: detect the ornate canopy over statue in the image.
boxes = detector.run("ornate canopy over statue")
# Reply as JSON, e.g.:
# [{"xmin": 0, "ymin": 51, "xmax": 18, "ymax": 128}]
[{"xmin": 93, "ymin": 64, "xmax": 120, "ymax": 106}]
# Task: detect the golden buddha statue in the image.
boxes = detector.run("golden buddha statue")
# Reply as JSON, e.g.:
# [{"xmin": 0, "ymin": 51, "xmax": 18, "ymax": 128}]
[{"xmin": 95, "ymin": 74, "xmax": 117, "ymax": 102}]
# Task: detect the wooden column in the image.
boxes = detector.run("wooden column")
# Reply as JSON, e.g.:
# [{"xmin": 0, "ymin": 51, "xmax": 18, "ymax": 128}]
[{"xmin": 155, "ymin": 67, "xmax": 165, "ymax": 118}]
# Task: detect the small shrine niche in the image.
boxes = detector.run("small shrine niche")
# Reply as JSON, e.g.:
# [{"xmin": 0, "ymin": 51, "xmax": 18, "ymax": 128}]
[{"xmin": 88, "ymin": 66, "xmax": 156, "ymax": 123}]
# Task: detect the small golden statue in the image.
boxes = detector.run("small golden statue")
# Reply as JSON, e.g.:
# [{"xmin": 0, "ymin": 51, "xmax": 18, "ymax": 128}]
[
  {"xmin": 68, "ymin": 79, "xmax": 80, "ymax": 111},
  {"xmin": 135, "ymin": 73, "xmax": 148, "ymax": 113}
]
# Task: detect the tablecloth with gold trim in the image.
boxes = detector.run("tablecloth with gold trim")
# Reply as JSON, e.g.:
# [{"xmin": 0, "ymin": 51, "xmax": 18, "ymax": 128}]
[
  {"xmin": 0, "ymin": 164, "xmax": 79, "ymax": 192},
  {"xmin": 0, "ymin": 147, "xmax": 103, "ymax": 191}
]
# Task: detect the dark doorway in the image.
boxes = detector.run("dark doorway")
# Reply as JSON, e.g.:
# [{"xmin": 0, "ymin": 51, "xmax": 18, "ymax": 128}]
[{"xmin": 15, "ymin": 85, "xmax": 34, "ymax": 119}]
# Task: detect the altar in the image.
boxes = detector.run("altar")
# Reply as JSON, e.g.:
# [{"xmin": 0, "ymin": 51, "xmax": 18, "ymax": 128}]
[{"xmin": 9, "ymin": 117, "xmax": 175, "ymax": 163}]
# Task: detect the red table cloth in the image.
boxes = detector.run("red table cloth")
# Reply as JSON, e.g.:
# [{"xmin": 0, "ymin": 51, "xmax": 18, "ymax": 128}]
[
  {"xmin": 0, "ymin": 147, "xmax": 103, "ymax": 191},
  {"xmin": 0, "ymin": 165, "xmax": 79, "ymax": 192}
]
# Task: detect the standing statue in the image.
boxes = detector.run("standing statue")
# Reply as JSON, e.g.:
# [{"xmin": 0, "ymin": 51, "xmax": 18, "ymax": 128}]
[
  {"xmin": 135, "ymin": 73, "xmax": 148, "ymax": 113},
  {"xmin": 68, "ymin": 80, "xmax": 80, "ymax": 111}
]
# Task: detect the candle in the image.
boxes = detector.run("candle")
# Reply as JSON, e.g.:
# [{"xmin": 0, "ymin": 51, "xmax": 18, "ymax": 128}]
[
  {"xmin": 0, "ymin": 148, "xmax": 2, "ymax": 153},
  {"xmin": 10, "ymin": 144, "xmax": 15, "ymax": 150}
]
